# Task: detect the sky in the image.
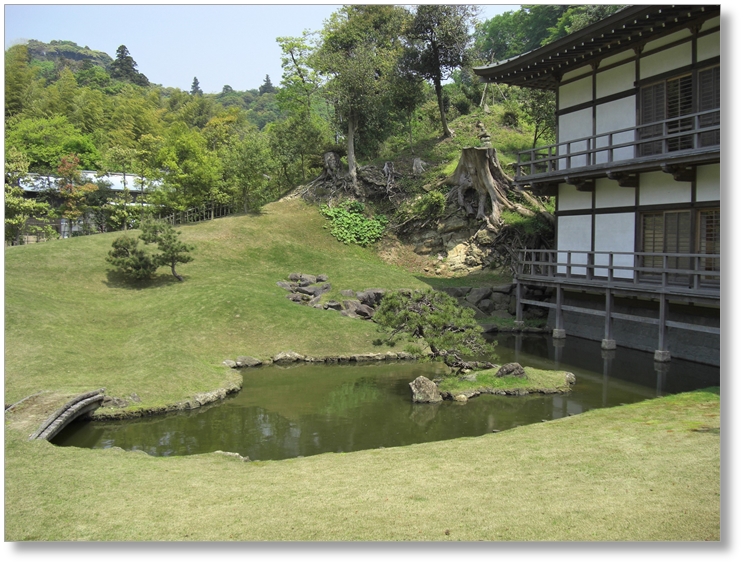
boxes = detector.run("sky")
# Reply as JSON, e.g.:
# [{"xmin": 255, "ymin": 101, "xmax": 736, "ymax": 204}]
[{"xmin": 3, "ymin": 2, "xmax": 520, "ymax": 94}]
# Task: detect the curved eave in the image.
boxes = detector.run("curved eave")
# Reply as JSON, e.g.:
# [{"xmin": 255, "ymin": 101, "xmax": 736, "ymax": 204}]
[{"xmin": 473, "ymin": 4, "xmax": 720, "ymax": 90}]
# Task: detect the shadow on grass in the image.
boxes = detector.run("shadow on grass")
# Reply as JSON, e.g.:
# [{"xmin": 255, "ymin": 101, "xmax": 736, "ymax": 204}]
[
  {"xmin": 415, "ymin": 270, "xmax": 513, "ymax": 290},
  {"xmin": 103, "ymin": 269, "xmax": 188, "ymax": 290}
]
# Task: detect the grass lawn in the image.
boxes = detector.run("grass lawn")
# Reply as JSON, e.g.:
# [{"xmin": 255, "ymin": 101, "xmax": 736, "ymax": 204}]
[
  {"xmin": 4, "ymin": 199, "xmax": 720, "ymax": 541},
  {"xmin": 4, "ymin": 199, "xmax": 429, "ymax": 412},
  {"xmin": 438, "ymin": 366, "xmax": 573, "ymax": 396},
  {"xmin": 4, "ymin": 389, "xmax": 719, "ymax": 541}
]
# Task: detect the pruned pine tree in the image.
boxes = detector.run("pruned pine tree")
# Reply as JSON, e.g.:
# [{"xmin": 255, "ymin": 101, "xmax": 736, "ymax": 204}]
[{"xmin": 373, "ymin": 289, "xmax": 495, "ymax": 371}]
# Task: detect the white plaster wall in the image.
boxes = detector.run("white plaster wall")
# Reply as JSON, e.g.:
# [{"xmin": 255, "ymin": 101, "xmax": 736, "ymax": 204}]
[
  {"xmin": 643, "ymin": 29, "xmax": 691, "ymax": 52},
  {"xmin": 698, "ymin": 30, "xmax": 720, "ymax": 61},
  {"xmin": 595, "ymin": 96, "xmax": 636, "ymax": 163},
  {"xmin": 640, "ymin": 43, "xmax": 691, "ymax": 80},
  {"xmin": 556, "ymin": 215, "xmax": 592, "ymax": 275},
  {"xmin": 558, "ymin": 76, "xmax": 593, "ymax": 109},
  {"xmin": 562, "ymin": 64, "xmax": 592, "ymax": 82},
  {"xmin": 696, "ymin": 164, "xmax": 720, "ymax": 203},
  {"xmin": 558, "ymin": 107, "xmax": 593, "ymax": 168},
  {"xmin": 595, "ymin": 178, "xmax": 635, "ymax": 208},
  {"xmin": 557, "ymin": 183, "xmax": 592, "ymax": 212},
  {"xmin": 596, "ymin": 62, "xmax": 635, "ymax": 98},
  {"xmin": 593, "ymin": 212, "xmax": 636, "ymax": 278},
  {"xmin": 638, "ymin": 171, "xmax": 691, "ymax": 205},
  {"xmin": 701, "ymin": 15, "xmax": 720, "ymax": 33},
  {"xmin": 598, "ymin": 50, "xmax": 635, "ymax": 69}
]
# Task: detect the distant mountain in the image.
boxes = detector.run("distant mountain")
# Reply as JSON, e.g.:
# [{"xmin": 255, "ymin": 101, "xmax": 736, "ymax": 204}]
[{"xmin": 25, "ymin": 39, "xmax": 113, "ymax": 71}]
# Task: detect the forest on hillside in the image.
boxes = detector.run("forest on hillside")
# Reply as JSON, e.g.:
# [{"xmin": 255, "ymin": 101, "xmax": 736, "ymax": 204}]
[{"xmin": 4, "ymin": 4, "xmax": 622, "ymax": 245}]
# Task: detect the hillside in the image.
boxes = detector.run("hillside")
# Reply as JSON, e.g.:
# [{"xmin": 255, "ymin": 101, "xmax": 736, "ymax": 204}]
[
  {"xmin": 26, "ymin": 39, "xmax": 113, "ymax": 70},
  {"xmin": 4, "ymin": 199, "xmax": 433, "ymax": 408}
]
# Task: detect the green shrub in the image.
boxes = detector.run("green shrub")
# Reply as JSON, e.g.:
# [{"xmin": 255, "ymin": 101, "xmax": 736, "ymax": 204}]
[{"xmin": 320, "ymin": 201, "xmax": 388, "ymax": 247}]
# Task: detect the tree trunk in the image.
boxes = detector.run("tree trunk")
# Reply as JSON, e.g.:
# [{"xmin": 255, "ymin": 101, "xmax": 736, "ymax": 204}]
[
  {"xmin": 347, "ymin": 114, "xmax": 358, "ymax": 188},
  {"xmin": 171, "ymin": 262, "xmax": 184, "ymax": 282},
  {"xmin": 433, "ymin": 77, "xmax": 452, "ymax": 138},
  {"xmin": 444, "ymin": 147, "xmax": 554, "ymax": 228}
]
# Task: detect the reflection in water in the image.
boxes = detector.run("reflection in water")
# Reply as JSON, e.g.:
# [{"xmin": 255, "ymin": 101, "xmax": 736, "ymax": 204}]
[{"xmin": 52, "ymin": 335, "xmax": 719, "ymax": 460}]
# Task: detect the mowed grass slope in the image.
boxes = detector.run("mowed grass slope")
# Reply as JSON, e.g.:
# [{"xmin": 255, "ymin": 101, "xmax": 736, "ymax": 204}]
[{"xmin": 4, "ymin": 199, "xmax": 428, "ymax": 408}]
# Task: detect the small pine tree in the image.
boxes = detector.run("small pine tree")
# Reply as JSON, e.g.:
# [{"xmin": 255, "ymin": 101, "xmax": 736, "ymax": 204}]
[
  {"xmin": 258, "ymin": 74, "xmax": 276, "ymax": 95},
  {"xmin": 106, "ymin": 234, "xmax": 158, "ymax": 279},
  {"xmin": 191, "ymin": 77, "xmax": 203, "ymax": 96},
  {"xmin": 106, "ymin": 219, "xmax": 195, "ymax": 282},
  {"xmin": 140, "ymin": 219, "xmax": 195, "ymax": 281}
]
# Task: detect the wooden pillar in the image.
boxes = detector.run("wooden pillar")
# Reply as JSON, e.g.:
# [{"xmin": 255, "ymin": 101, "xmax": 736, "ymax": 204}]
[
  {"xmin": 601, "ymin": 287, "xmax": 616, "ymax": 349},
  {"xmin": 553, "ymin": 284, "xmax": 566, "ymax": 339},
  {"xmin": 514, "ymin": 280, "xmax": 524, "ymax": 328},
  {"xmin": 654, "ymin": 294, "xmax": 671, "ymax": 362}
]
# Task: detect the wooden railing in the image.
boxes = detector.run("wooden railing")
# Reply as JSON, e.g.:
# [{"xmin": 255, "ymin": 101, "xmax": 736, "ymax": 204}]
[
  {"xmin": 159, "ymin": 202, "xmax": 237, "ymax": 226},
  {"xmin": 516, "ymin": 249, "xmax": 720, "ymax": 297},
  {"xmin": 515, "ymin": 109, "xmax": 720, "ymax": 179}
]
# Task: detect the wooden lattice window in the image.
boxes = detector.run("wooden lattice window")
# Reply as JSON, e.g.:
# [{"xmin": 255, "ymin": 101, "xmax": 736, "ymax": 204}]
[
  {"xmin": 641, "ymin": 210, "xmax": 692, "ymax": 279},
  {"xmin": 698, "ymin": 208, "xmax": 720, "ymax": 275},
  {"xmin": 639, "ymin": 74, "xmax": 694, "ymax": 155},
  {"xmin": 698, "ymin": 66, "xmax": 721, "ymax": 147}
]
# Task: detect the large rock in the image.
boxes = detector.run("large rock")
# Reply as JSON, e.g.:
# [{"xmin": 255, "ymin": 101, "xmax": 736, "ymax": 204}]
[
  {"xmin": 272, "ymin": 351, "xmax": 306, "ymax": 364},
  {"xmin": 342, "ymin": 300, "xmax": 375, "ymax": 319},
  {"xmin": 496, "ymin": 362, "xmax": 526, "ymax": 377},
  {"xmin": 356, "ymin": 288, "xmax": 386, "ymax": 307},
  {"xmin": 437, "ymin": 215, "xmax": 469, "ymax": 234},
  {"xmin": 236, "ymin": 356, "xmax": 262, "ymax": 368},
  {"xmin": 409, "ymin": 376, "xmax": 443, "ymax": 403},
  {"xmin": 492, "ymin": 283, "xmax": 514, "ymax": 295},
  {"xmin": 466, "ymin": 287, "xmax": 492, "ymax": 305},
  {"xmin": 442, "ymin": 287, "xmax": 471, "ymax": 298}
]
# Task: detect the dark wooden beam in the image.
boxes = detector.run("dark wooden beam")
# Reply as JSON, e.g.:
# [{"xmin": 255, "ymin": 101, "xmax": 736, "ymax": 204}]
[
  {"xmin": 524, "ymin": 182, "xmax": 558, "ymax": 197},
  {"xmin": 661, "ymin": 164, "xmax": 694, "ymax": 182},
  {"xmin": 607, "ymin": 171, "xmax": 639, "ymax": 188},
  {"xmin": 565, "ymin": 177, "xmax": 595, "ymax": 192}
]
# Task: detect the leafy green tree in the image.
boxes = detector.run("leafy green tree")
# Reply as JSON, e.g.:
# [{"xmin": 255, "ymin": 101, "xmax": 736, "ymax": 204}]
[
  {"xmin": 518, "ymin": 87, "xmax": 557, "ymax": 147},
  {"xmin": 56, "ymin": 153, "xmax": 98, "ymax": 236},
  {"xmin": 70, "ymin": 86, "xmax": 105, "ymax": 134},
  {"xmin": 155, "ymin": 123, "xmax": 222, "ymax": 209},
  {"xmin": 277, "ymin": 32, "xmax": 323, "ymax": 115},
  {"xmin": 223, "ymin": 125, "xmax": 274, "ymax": 212},
  {"xmin": 402, "ymin": 4, "xmax": 478, "ymax": 138},
  {"xmin": 314, "ymin": 5, "xmax": 408, "ymax": 186},
  {"xmin": 4, "ymin": 148, "xmax": 56, "ymax": 245},
  {"xmin": 373, "ymin": 289, "xmax": 494, "ymax": 368},
  {"xmin": 5, "ymin": 44, "xmax": 34, "ymax": 117},
  {"xmin": 474, "ymin": 5, "xmax": 570, "ymax": 63},
  {"xmin": 544, "ymin": 5, "xmax": 625, "ymax": 43},
  {"xmin": 5, "ymin": 115, "xmax": 100, "ymax": 172}
]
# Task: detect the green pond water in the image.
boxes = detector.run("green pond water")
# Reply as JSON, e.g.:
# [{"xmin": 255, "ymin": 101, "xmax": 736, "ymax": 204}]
[{"xmin": 52, "ymin": 335, "xmax": 719, "ymax": 460}]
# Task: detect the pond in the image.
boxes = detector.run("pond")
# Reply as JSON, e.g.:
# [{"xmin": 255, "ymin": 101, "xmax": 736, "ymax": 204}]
[{"xmin": 51, "ymin": 335, "xmax": 719, "ymax": 460}]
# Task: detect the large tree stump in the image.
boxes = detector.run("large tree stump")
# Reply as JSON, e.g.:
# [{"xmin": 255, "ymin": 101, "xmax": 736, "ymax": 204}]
[{"xmin": 444, "ymin": 147, "xmax": 551, "ymax": 229}]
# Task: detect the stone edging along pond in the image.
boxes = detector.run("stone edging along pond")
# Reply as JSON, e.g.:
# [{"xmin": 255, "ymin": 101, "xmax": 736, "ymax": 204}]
[
  {"xmin": 90, "ymin": 349, "xmax": 577, "ymax": 421},
  {"xmin": 89, "ymin": 349, "xmax": 431, "ymax": 421}
]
